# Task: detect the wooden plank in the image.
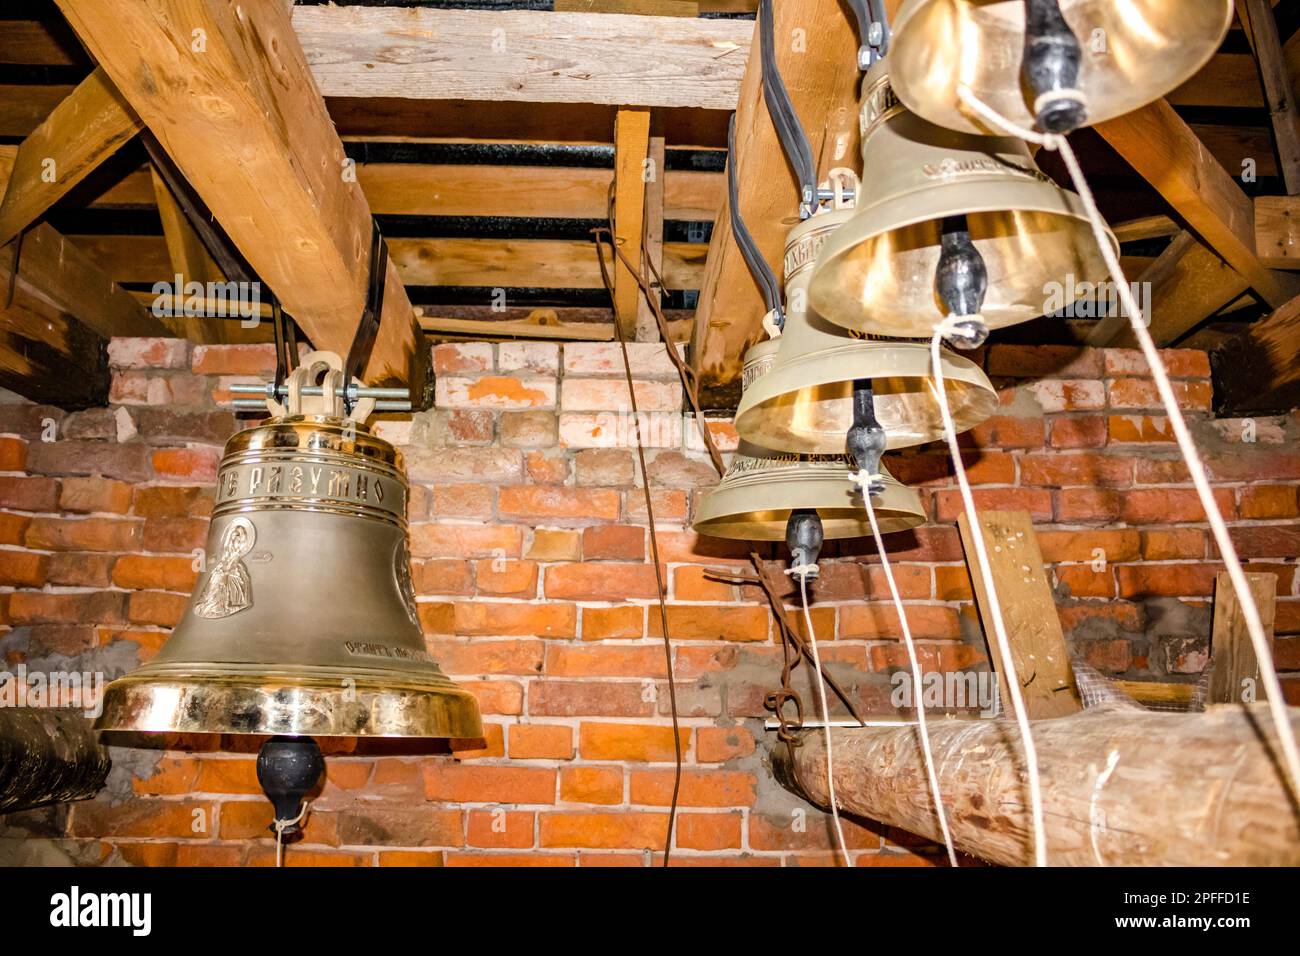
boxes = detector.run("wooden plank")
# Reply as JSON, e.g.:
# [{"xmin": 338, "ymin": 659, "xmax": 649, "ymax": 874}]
[
  {"xmin": 1097, "ymin": 99, "xmax": 1296, "ymax": 308},
  {"xmin": 0, "ymin": 68, "xmax": 142, "ymax": 247},
  {"xmin": 0, "ymin": 21, "xmax": 85, "ymax": 66},
  {"xmin": 9, "ymin": 224, "xmax": 170, "ymax": 339},
  {"xmin": 1208, "ymin": 571, "xmax": 1277, "ymax": 704},
  {"xmin": 554, "ymin": 0, "xmax": 700, "ymax": 14},
  {"xmin": 0, "ymin": 301, "xmax": 110, "ymax": 409},
  {"xmin": 1256, "ymin": 195, "xmax": 1300, "ymax": 268},
  {"xmin": 1240, "ymin": 0, "xmax": 1300, "ymax": 193},
  {"xmin": 148, "ymin": 166, "xmax": 227, "ymax": 345},
  {"xmin": 72, "ymin": 234, "xmax": 708, "ymax": 292},
  {"xmin": 638, "ymin": 135, "xmax": 667, "ymax": 342},
  {"xmin": 0, "ymin": 85, "xmax": 75, "ymax": 138},
  {"xmin": 1089, "ymin": 232, "xmax": 1250, "ymax": 347},
  {"xmin": 689, "ymin": 0, "xmax": 862, "ymax": 401},
  {"xmin": 1112, "ymin": 680, "xmax": 1196, "ymax": 707},
  {"xmin": 419, "ymin": 315, "xmax": 614, "ymax": 342},
  {"xmin": 291, "ymin": 6, "xmax": 750, "ymax": 110},
  {"xmin": 612, "ymin": 108, "xmax": 651, "ymax": 339},
  {"xmin": 1167, "ymin": 52, "xmax": 1264, "ymax": 108},
  {"xmin": 956, "ymin": 510, "xmax": 1082, "ymax": 720},
  {"xmin": 81, "ymin": 162, "xmax": 725, "ymax": 221},
  {"xmin": 57, "ymin": 0, "xmax": 429, "ymax": 400},
  {"xmin": 1110, "ymin": 215, "xmax": 1178, "ymax": 244},
  {"xmin": 1211, "ymin": 291, "xmax": 1300, "ymax": 413}
]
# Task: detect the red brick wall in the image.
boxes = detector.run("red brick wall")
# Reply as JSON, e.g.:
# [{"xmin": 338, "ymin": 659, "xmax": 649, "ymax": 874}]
[{"xmin": 0, "ymin": 337, "xmax": 1296, "ymax": 867}]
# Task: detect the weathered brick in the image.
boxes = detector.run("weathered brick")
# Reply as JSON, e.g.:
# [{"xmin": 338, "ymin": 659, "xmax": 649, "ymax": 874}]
[
  {"xmin": 0, "ymin": 476, "xmax": 59, "ymax": 512},
  {"xmin": 467, "ymin": 809, "xmax": 535, "ymax": 848},
  {"xmin": 1116, "ymin": 564, "xmax": 1219, "ymax": 598},
  {"xmin": 539, "ymin": 812, "xmax": 670, "ymax": 849},
  {"xmin": 1026, "ymin": 379, "xmax": 1105, "ymax": 412},
  {"xmin": 498, "ymin": 342, "xmax": 559, "ymax": 375},
  {"xmin": 563, "ymin": 342, "xmax": 679, "ymax": 378},
  {"xmin": 437, "ymin": 376, "xmax": 555, "ymax": 410},
  {"xmin": 108, "ymin": 337, "xmax": 190, "ymax": 369},
  {"xmin": 647, "ymin": 605, "xmax": 770, "ymax": 642},
  {"xmin": 1103, "ymin": 348, "xmax": 1210, "ymax": 378},
  {"xmin": 500, "ymin": 410, "xmax": 557, "ymax": 448},
  {"xmin": 152, "ymin": 446, "xmax": 221, "ymax": 482},
  {"xmin": 0, "ymin": 550, "xmax": 48, "ymax": 587},
  {"xmin": 1108, "ymin": 415, "xmax": 1174, "ymax": 443},
  {"xmin": 192, "ymin": 343, "xmax": 278, "ymax": 376},
  {"xmin": 559, "ymin": 766, "xmax": 623, "ymax": 804},
  {"xmin": 1121, "ymin": 488, "xmax": 1236, "ymax": 524},
  {"xmin": 9, "ymin": 590, "xmax": 127, "ymax": 625},
  {"xmin": 545, "ymin": 644, "xmax": 668, "ymax": 679},
  {"xmin": 1049, "ymin": 415, "xmax": 1107, "ymax": 449},
  {"xmin": 475, "ymin": 559, "xmax": 539, "ymax": 598},
  {"xmin": 530, "ymin": 681, "xmax": 652, "ymax": 717},
  {"xmin": 934, "ymin": 488, "xmax": 1052, "ymax": 522},
  {"xmin": 432, "ymin": 342, "xmax": 493, "ymax": 375},
  {"xmin": 410, "ymin": 523, "xmax": 522, "ymax": 559},
  {"xmin": 1019, "ymin": 452, "xmax": 1133, "ymax": 487},
  {"xmin": 695, "ymin": 726, "xmax": 756, "ymax": 763},
  {"xmin": 558, "ymin": 411, "xmax": 682, "ymax": 450},
  {"xmin": 25, "ymin": 516, "xmax": 142, "ymax": 552},
  {"xmin": 675, "ymin": 812, "xmax": 743, "ymax": 851},
  {"xmin": 525, "ymin": 528, "xmax": 581, "ymax": 562},
  {"xmin": 578, "ymin": 722, "xmax": 687, "ymax": 761},
  {"xmin": 561, "ymin": 378, "xmax": 681, "ymax": 413},
  {"xmin": 453, "ymin": 601, "xmax": 576, "ymax": 639},
  {"xmin": 1108, "ymin": 378, "xmax": 1212, "ymax": 411},
  {"xmin": 1240, "ymin": 485, "xmax": 1300, "ymax": 520},
  {"xmin": 59, "ymin": 477, "xmax": 133, "ymax": 514},
  {"xmin": 25, "ymin": 441, "xmax": 153, "ymax": 481},
  {"xmin": 1038, "ymin": 529, "xmax": 1141, "ymax": 563},
  {"xmin": 629, "ymin": 770, "xmax": 756, "ymax": 807},
  {"xmin": 1054, "ymin": 488, "xmax": 1123, "ymax": 524},
  {"xmin": 544, "ymin": 562, "xmax": 658, "ymax": 601},
  {"xmin": 112, "ymin": 554, "xmax": 198, "ymax": 591},
  {"xmin": 839, "ymin": 603, "xmax": 962, "ymax": 641},
  {"xmin": 128, "ymin": 590, "xmax": 189, "ymax": 627},
  {"xmin": 1141, "ymin": 529, "xmax": 1205, "ymax": 560},
  {"xmin": 499, "ymin": 486, "xmax": 620, "ymax": 523},
  {"xmin": 405, "ymin": 447, "xmax": 522, "ymax": 484},
  {"xmin": 509, "ymin": 724, "xmax": 574, "ymax": 760},
  {"xmin": 47, "ymin": 552, "xmax": 116, "ymax": 587},
  {"xmin": 424, "ymin": 765, "xmax": 556, "ymax": 804},
  {"xmin": 582, "ymin": 524, "xmax": 645, "ymax": 561},
  {"xmin": 132, "ymin": 485, "xmax": 213, "ymax": 517},
  {"xmin": 581, "ymin": 604, "xmax": 644, "ymax": 641}
]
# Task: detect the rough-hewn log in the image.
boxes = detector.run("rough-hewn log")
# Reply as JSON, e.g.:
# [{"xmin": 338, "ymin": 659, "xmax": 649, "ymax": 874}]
[
  {"xmin": 775, "ymin": 703, "xmax": 1300, "ymax": 866},
  {"xmin": 1211, "ymin": 291, "xmax": 1300, "ymax": 414},
  {"xmin": 0, "ymin": 709, "xmax": 110, "ymax": 814}
]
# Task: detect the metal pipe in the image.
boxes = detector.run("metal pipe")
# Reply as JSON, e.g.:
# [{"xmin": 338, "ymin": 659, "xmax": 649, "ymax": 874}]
[
  {"xmin": 227, "ymin": 384, "xmax": 411, "ymax": 399},
  {"xmin": 230, "ymin": 399, "xmax": 412, "ymax": 412}
]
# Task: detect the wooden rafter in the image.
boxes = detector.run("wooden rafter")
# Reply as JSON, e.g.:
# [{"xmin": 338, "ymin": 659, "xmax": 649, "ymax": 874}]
[
  {"xmin": 1211, "ymin": 290, "xmax": 1300, "ymax": 414},
  {"xmin": 612, "ymin": 108, "xmax": 651, "ymax": 339},
  {"xmin": 55, "ymin": 0, "xmax": 430, "ymax": 400},
  {"xmin": 0, "ymin": 68, "xmax": 142, "ymax": 248},
  {"xmin": 638, "ymin": 135, "xmax": 668, "ymax": 342},
  {"xmin": 1238, "ymin": 0, "xmax": 1300, "ymax": 194},
  {"xmin": 1097, "ymin": 98, "xmax": 1299, "ymax": 309},
  {"xmin": 688, "ymin": 0, "xmax": 862, "ymax": 401}
]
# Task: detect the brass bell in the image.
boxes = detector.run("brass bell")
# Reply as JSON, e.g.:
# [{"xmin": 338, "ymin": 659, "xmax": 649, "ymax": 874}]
[
  {"xmin": 807, "ymin": 59, "xmax": 1114, "ymax": 339},
  {"xmin": 95, "ymin": 351, "xmax": 482, "ymax": 740},
  {"xmin": 696, "ymin": 340, "xmax": 926, "ymax": 546},
  {"xmin": 886, "ymin": 0, "xmax": 1232, "ymax": 135},
  {"xmin": 736, "ymin": 208, "xmax": 998, "ymax": 455}
]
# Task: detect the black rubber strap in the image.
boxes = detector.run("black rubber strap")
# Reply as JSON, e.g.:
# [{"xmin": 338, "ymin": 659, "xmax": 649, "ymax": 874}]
[
  {"xmin": 727, "ymin": 113, "xmax": 783, "ymax": 324},
  {"xmin": 758, "ymin": 0, "xmax": 816, "ymax": 216},
  {"xmin": 343, "ymin": 219, "xmax": 387, "ymax": 402}
]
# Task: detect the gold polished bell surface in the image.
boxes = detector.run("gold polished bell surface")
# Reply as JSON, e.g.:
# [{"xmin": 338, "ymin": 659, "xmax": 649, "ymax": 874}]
[
  {"xmin": 887, "ymin": 0, "xmax": 1232, "ymax": 136},
  {"xmin": 807, "ymin": 60, "xmax": 1114, "ymax": 338},
  {"xmin": 693, "ymin": 443, "xmax": 926, "ymax": 541},
  {"xmin": 95, "ymin": 353, "xmax": 482, "ymax": 739},
  {"xmin": 735, "ymin": 210, "xmax": 998, "ymax": 454},
  {"xmin": 696, "ymin": 341, "xmax": 926, "ymax": 541}
]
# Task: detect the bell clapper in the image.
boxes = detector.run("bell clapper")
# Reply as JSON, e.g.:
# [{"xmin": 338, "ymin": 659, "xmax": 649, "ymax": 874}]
[
  {"xmin": 784, "ymin": 508, "xmax": 823, "ymax": 581},
  {"xmin": 257, "ymin": 735, "xmax": 325, "ymax": 858},
  {"xmin": 846, "ymin": 378, "xmax": 887, "ymax": 497},
  {"xmin": 934, "ymin": 214, "xmax": 990, "ymax": 350},
  {"xmin": 1023, "ymin": 0, "xmax": 1087, "ymax": 133}
]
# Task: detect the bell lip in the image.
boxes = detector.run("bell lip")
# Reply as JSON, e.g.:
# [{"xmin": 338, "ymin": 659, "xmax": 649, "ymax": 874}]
[
  {"xmin": 733, "ymin": 341, "xmax": 997, "ymax": 454},
  {"xmin": 889, "ymin": 0, "xmax": 1234, "ymax": 136},
  {"xmin": 693, "ymin": 466, "xmax": 926, "ymax": 541},
  {"xmin": 807, "ymin": 174, "xmax": 1117, "ymax": 335},
  {"xmin": 93, "ymin": 672, "xmax": 484, "ymax": 739}
]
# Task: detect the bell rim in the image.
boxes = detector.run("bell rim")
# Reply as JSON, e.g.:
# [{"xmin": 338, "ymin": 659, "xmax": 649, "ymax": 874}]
[
  {"xmin": 93, "ymin": 671, "xmax": 484, "ymax": 739},
  {"xmin": 888, "ymin": 0, "xmax": 1234, "ymax": 136},
  {"xmin": 734, "ymin": 342, "xmax": 997, "ymax": 454},
  {"xmin": 693, "ymin": 467, "xmax": 926, "ymax": 541},
  {"xmin": 807, "ymin": 176, "xmax": 1116, "ymax": 335}
]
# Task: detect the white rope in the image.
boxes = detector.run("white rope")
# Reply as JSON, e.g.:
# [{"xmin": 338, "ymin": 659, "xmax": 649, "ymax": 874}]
[
  {"xmin": 853, "ymin": 477, "xmax": 959, "ymax": 867},
  {"xmin": 929, "ymin": 324, "xmax": 1047, "ymax": 866},
  {"xmin": 956, "ymin": 83, "xmax": 1300, "ymax": 809},
  {"xmin": 274, "ymin": 802, "xmax": 308, "ymax": 868},
  {"xmin": 787, "ymin": 565, "xmax": 853, "ymax": 866}
]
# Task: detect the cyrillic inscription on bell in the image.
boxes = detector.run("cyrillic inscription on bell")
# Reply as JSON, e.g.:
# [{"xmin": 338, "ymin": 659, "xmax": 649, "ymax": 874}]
[{"xmin": 94, "ymin": 351, "xmax": 482, "ymax": 741}]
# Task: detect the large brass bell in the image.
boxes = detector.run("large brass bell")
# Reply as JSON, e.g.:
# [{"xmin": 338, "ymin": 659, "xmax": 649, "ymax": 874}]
[
  {"xmin": 95, "ymin": 351, "xmax": 482, "ymax": 739},
  {"xmin": 736, "ymin": 208, "xmax": 998, "ymax": 455},
  {"xmin": 886, "ymin": 0, "xmax": 1233, "ymax": 135},
  {"xmin": 807, "ymin": 60, "xmax": 1114, "ymax": 339},
  {"xmin": 695, "ymin": 341, "xmax": 926, "ymax": 543}
]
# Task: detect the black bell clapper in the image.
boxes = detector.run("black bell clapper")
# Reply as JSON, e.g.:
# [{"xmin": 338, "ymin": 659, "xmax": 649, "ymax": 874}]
[
  {"xmin": 785, "ymin": 509, "xmax": 825, "ymax": 580},
  {"xmin": 846, "ymin": 378, "xmax": 887, "ymax": 497},
  {"xmin": 1023, "ymin": 0, "xmax": 1087, "ymax": 133},
  {"xmin": 935, "ymin": 215, "xmax": 991, "ymax": 349},
  {"xmin": 256, "ymin": 735, "xmax": 325, "ymax": 836}
]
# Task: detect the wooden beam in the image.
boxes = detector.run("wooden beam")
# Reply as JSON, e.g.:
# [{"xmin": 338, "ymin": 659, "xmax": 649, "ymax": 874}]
[
  {"xmin": 612, "ymin": 108, "xmax": 651, "ymax": 339},
  {"xmin": 79, "ymin": 161, "xmax": 725, "ymax": 221},
  {"xmin": 1110, "ymin": 215, "xmax": 1178, "ymax": 244},
  {"xmin": 0, "ymin": 21, "xmax": 85, "ymax": 67},
  {"xmin": 1168, "ymin": 52, "xmax": 1264, "ymax": 109},
  {"xmin": 1209, "ymin": 571, "xmax": 1277, "ymax": 704},
  {"xmin": 689, "ymin": 0, "xmax": 861, "ymax": 400},
  {"xmin": 1240, "ymin": 0, "xmax": 1300, "ymax": 194},
  {"xmin": 291, "ymin": 7, "xmax": 749, "ymax": 110},
  {"xmin": 8, "ymin": 224, "xmax": 169, "ymax": 340},
  {"xmin": 957, "ymin": 511, "xmax": 1082, "ymax": 720},
  {"xmin": 1256, "ymin": 194, "xmax": 1300, "ymax": 268},
  {"xmin": 1211, "ymin": 291, "xmax": 1300, "ymax": 414},
  {"xmin": 1097, "ymin": 98, "xmax": 1297, "ymax": 308},
  {"xmin": 0, "ymin": 68, "xmax": 142, "ymax": 247},
  {"xmin": 1089, "ymin": 232, "xmax": 1249, "ymax": 347},
  {"xmin": 147, "ymin": 166, "xmax": 229, "ymax": 345},
  {"xmin": 72, "ymin": 234, "xmax": 708, "ymax": 293},
  {"xmin": 779, "ymin": 704, "xmax": 1300, "ymax": 866},
  {"xmin": 56, "ymin": 0, "xmax": 429, "ymax": 401},
  {"xmin": 638, "ymin": 135, "xmax": 667, "ymax": 342}
]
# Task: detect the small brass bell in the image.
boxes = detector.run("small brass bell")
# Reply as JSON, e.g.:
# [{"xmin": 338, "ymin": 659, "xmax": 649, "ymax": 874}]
[
  {"xmin": 736, "ymin": 208, "xmax": 998, "ymax": 455},
  {"xmin": 886, "ymin": 0, "xmax": 1232, "ymax": 135},
  {"xmin": 95, "ymin": 351, "xmax": 482, "ymax": 740},
  {"xmin": 696, "ymin": 341, "xmax": 926, "ymax": 549},
  {"xmin": 807, "ymin": 59, "xmax": 1114, "ymax": 340}
]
